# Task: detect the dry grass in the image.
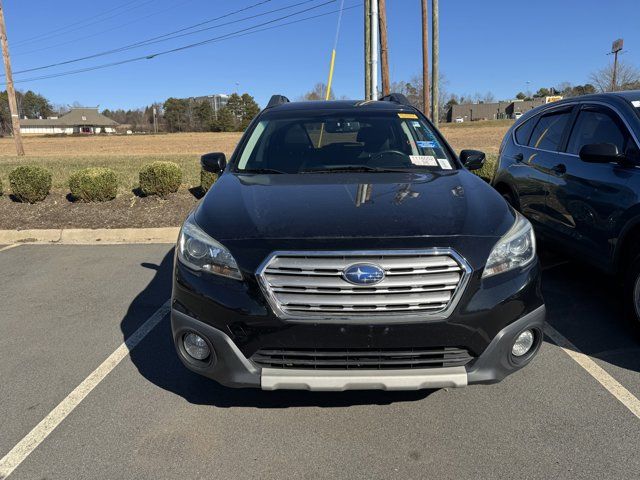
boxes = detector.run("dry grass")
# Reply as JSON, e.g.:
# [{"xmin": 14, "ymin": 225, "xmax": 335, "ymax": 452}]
[
  {"xmin": 0, "ymin": 121, "xmax": 510, "ymax": 193},
  {"xmin": 0, "ymin": 132, "xmax": 242, "ymax": 157},
  {"xmin": 0, "ymin": 133, "xmax": 242, "ymax": 193},
  {"xmin": 440, "ymin": 120, "xmax": 512, "ymax": 155}
]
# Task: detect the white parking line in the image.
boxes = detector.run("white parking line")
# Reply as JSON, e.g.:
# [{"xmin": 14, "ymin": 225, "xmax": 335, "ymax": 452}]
[
  {"xmin": 0, "ymin": 300, "xmax": 171, "ymax": 479},
  {"xmin": 545, "ymin": 324, "xmax": 640, "ymax": 419},
  {"xmin": 0, "ymin": 244, "xmax": 20, "ymax": 253}
]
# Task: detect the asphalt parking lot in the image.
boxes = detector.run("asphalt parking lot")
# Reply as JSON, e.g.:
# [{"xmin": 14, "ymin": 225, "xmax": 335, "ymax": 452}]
[{"xmin": 1, "ymin": 243, "xmax": 639, "ymax": 479}]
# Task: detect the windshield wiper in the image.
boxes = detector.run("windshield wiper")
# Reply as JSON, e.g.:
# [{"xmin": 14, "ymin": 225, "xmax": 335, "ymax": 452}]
[
  {"xmin": 300, "ymin": 165, "xmax": 412, "ymax": 173},
  {"xmin": 237, "ymin": 168, "xmax": 286, "ymax": 174}
]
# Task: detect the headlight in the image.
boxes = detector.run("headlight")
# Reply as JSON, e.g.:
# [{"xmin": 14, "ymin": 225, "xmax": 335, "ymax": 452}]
[
  {"xmin": 177, "ymin": 217, "xmax": 242, "ymax": 280},
  {"xmin": 482, "ymin": 212, "xmax": 536, "ymax": 278}
]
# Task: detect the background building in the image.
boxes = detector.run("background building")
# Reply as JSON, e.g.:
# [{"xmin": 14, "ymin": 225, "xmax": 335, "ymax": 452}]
[
  {"xmin": 187, "ymin": 93, "xmax": 230, "ymax": 117},
  {"xmin": 447, "ymin": 98, "xmax": 551, "ymax": 122},
  {"xmin": 20, "ymin": 107, "xmax": 119, "ymax": 135}
]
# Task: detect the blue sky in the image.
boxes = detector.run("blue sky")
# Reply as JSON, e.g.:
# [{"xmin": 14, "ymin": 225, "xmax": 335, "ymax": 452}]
[{"xmin": 3, "ymin": 0, "xmax": 639, "ymax": 109}]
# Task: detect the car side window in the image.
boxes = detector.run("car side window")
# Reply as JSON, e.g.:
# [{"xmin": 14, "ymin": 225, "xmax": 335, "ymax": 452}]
[
  {"xmin": 566, "ymin": 107, "xmax": 629, "ymax": 155},
  {"xmin": 514, "ymin": 117, "xmax": 535, "ymax": 145},
  {"xmin": 528, "ymin": 110, "xmax": 572, "ymax": 151}
]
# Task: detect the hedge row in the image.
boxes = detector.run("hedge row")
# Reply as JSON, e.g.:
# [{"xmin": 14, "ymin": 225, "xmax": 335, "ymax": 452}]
[{"xmin": 0, "ymin": 161, "xmax": 218, "ymax": 203}]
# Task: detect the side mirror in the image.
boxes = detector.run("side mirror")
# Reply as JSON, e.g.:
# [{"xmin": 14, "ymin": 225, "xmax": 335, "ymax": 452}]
[
  {"xmin": 201, "ymin": 152, "xmax": 227, "ymax": 174},
  {"xmin": 579, "ymin": 143, "xmax": 623, "ymax": 163},
  {"xmin": 460, "ymin": 149, "xmax": 486, "ymax": 171}
]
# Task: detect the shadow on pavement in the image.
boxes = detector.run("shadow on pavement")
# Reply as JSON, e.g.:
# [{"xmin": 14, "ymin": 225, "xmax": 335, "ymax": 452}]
[
  {"xmin": 121, "ymin": 249, "xmax": 435, "ymax": 408},
  {"xmin": 540, "ymin": 249, "xmax": 640, "ymax": 374}
]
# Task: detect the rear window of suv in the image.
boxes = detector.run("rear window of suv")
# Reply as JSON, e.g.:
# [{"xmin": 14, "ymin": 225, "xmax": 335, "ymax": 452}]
[
  {"xmin": 514, "ymin": 117, "xmax": 535, "ymax": 145},
  {"xmin": 528, "ymin": 110, "xmax": 572, "ymax": 151}
]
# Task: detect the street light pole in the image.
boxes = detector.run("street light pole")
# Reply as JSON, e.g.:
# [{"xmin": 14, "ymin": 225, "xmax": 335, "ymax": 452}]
[
  {"xmin": 370, "ymin": 0, "xmax": 379, "ymax": 100},
  {"xmin": 421, "ymin": 0, "xmax": 429, "ymax": 117},
  {"xmin": 431, "ymin": 0, "xmax": 439, "ymax": 127}
]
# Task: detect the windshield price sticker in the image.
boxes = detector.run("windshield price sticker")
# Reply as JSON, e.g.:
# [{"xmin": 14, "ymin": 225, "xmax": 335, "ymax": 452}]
[
  {"xmin": 398, "ymin": 113, "xmax": 419, "ymax": 119},
  {"xmin": 410, "ymin": 155, "xmax": 438, "ymax": 166},
  {"xmin": 437, "ymin": 158, "xmax": 452, "ymax": 170}
]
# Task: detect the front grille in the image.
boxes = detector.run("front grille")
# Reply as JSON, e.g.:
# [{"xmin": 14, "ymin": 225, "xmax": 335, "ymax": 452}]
[
  {"xmin": 256, "ymin": 251, "xmax": 470, "ymax": 319},
  {"xmin": 251, "ymin": 347, "xmax": 474, "ymax": 370}
]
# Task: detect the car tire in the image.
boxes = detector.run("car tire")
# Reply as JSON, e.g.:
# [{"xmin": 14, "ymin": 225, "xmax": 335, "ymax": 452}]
[{"xmin": 624, "ymin": 253, "xmax": 640, "ymax": 335}]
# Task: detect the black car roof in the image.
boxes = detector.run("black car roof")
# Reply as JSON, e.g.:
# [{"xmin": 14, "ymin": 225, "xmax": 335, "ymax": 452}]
[
  {"xmin": 516, "ymin": 90, "xmax": 640, "ymax": 125},
  {"xmin": 263, "ymin": 99, "xmax": 418, "ymax": 114}
]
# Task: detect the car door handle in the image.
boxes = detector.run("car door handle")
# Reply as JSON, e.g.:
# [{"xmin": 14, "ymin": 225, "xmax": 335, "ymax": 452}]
[
  {"xmin": 551, "ymin": 163, "xmax": 566, "ymax": 175},
  {"xmin": 513, "ymin": 153, "xmax": 524, "ymax": 162}
]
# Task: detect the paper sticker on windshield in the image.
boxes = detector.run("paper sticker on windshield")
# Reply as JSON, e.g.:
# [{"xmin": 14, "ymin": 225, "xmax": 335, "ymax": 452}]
[
  {"xmin": 417, "ymin": 140, "xmax": 438, "ymax": 149},
  {"xmin": 633, "ymin": 100, "xmax": 640, "ymax": 108},
  {"xmin": 398, "ymin": 113, "xmax": 418, "ymax": 119},
  {"xmin": 410, "ymin": 155, "xmax": 437, "ymax": 166},
  {"xmin": 412, "ymin": 121, "xmax": 422, "ymax": 128},
  {"xmin": 437, "ymin": 158, "xmax": 452, "ymax": 170}
]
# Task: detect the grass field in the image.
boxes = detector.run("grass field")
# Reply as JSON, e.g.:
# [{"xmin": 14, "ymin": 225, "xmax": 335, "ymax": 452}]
[{"xmin": 0, "ymin": 121, "xmax": 512, "ymax": 192}]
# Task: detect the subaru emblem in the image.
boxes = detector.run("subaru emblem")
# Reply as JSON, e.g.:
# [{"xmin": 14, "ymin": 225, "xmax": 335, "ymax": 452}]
[{"xmin": 342, "ymin": 263, "xmax": 386, "ymax": 285}]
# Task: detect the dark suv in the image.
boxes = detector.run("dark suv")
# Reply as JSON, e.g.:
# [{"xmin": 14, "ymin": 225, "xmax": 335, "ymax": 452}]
[
  {"xmin": 493, "ymin": 91, "xmax": 640, "ymax": 329},
  {"xmin": 171, "ymin": 94, "xmax": 545, "ymax": 391}
]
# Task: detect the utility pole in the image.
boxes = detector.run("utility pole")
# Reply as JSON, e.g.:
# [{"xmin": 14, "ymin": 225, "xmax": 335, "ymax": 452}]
[
  {"xmin": 153, "ymin": 107, "xmax": 158, "ymax": 134},
  {"xmin": 370, "ymin": 0, "xmax": 379, "ymax": 100},
  {"xmin": 610, "ymin": 38, "xmax": 623, "ymax": 92},
  {"xmin": 378, "ymin": 0, "xmax": 390, "ymax": 97},
  {"xmin": 431, "ymin": 0, "xmax": 439, "ymax": 126},
  {"xmin": 364, "ymin": 0, "xmax": 371, "ymax": 100},
  {"xmin": 0, "ymin": 1, "xmax": 24, "ymax": 156},
  {"xmin": 421, "ymin": 0, "xmax": 429, "ymax": 117}
]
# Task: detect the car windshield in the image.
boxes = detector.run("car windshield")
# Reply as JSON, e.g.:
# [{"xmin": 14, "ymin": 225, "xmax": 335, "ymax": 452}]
[{"xmin": 235, "ymin": 112, "xmax": 456, "ymax": 173}]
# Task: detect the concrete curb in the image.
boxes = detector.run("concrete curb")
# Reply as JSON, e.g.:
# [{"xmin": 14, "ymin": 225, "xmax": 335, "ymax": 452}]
[{"xmin": 0, "ymin": 227, "xmax": 179, "ymax": 245}]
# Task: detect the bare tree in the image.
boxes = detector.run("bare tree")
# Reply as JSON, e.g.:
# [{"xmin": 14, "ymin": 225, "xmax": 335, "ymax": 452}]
[
  {"xmin": 390, "ymin": 73, "xmax": 448, "ymax": 120},
  {"xmin": 590, "ymin": 60, "xmax": 640, "ymax": 92},
  {"xmin": 299, "ymin": 83, "xmax": 336, "ymax": 101}
]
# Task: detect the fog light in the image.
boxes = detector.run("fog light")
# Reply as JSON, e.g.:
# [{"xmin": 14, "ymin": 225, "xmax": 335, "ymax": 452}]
[
  {"xmin": 183, "ymin": 333, "xmax": 210, "ymax": 360},
  {"xmin": 512, "ymin": 330, "xmax": 535, "ymax": 357}
]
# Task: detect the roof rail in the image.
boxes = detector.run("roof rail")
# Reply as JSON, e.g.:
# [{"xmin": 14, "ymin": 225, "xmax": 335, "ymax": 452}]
[
  {"xmin": 379, "ymin": 93, "xmax": 412, "ymax": 107},
  {"xmin": 266, "ymin": 94, "xmax": 290, "ymax": 109}
]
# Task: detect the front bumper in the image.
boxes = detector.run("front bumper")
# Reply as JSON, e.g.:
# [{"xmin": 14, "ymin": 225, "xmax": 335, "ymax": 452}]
[{"xmin": 171, "ymin": 305, "xmax": 545, "ymax": 391}]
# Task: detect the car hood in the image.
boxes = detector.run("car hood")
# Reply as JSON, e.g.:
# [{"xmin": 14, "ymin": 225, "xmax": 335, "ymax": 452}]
[{"xmin": 194, "ymin": 170, "xmax": 514, "ymax": 241}]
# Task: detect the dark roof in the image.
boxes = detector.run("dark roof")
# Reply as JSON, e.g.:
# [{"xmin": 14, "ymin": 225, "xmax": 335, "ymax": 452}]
[
  {"xmin": 20, "ymin": 108, "xmax": 118, "ymax": 127},
  {"xmin": 265, "ymin": 99, "xmax": 417, "ymax": 114},
  {"xmin": 611, "ymin": 89, "xmax": 640, "ymax": 101}
]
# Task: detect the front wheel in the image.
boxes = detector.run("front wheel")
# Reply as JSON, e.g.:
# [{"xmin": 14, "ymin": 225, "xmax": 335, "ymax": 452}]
[{"xmin": 623, "ymin": 254, "xmax": 640, "ymax": 335}]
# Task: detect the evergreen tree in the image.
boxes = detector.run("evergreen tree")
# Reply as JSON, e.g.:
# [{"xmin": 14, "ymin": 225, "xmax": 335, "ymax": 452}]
[
  {"xmin": 240, "ymin": 93, "xmax": 260, "ymax": 130},
  {"xmin": 163, "ymin": 97, "xmax": 190, "ymax": 132}
]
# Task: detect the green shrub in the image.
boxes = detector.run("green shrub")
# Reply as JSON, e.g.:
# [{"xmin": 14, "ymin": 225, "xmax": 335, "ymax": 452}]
[
  {"xmin": 9, "ymin": 166, "xmax": 52, "ymax": 203},
  {"xmin": 69, "ymin": 167, "xmax": 118, "ymax": 202},
  {"xmin": 139, "ymin": 161, "xmax": 182, "ymax": 197},
  {"xmin": 472, "ymin": 154, "xmax": 498, "ymax": 183},
  {"xmin": 200, "ymin": 168, "xmax": 218, "ymax": 193}
]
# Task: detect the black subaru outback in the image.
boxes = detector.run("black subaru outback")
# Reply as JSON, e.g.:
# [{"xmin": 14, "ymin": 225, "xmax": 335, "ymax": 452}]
[{"xmin": 171, "ymin": 94, "xmax": 545, "ymax": 391}]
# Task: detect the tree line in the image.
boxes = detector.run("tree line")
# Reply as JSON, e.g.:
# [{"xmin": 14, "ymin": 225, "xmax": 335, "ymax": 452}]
[
  {"xmin": 0, "ymin": 90, "xmax": 261, "ymax": 134},
  {"xmin": 102, "ymin": 92, "xmax": 260, "ymax": 133},
  {"xmin": 0, "ymin": 90, "xmax": 54, "ymax": 134}
]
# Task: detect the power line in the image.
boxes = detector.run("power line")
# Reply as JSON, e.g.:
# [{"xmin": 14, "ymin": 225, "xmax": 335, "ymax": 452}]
[
  {"xmin": 12, "ymin": 0, "xmax": 155, "ymax": 48},
  {"xmin": 13, "ymin": 0, "xmax": 198, "ymax": 57},
  {"xmin": 10, "ymin": 0, "xmax": 319, "ymax": 77},
  {"xmin": 5, "ymin": 3, "xmax": 361, "ymax": 85}
]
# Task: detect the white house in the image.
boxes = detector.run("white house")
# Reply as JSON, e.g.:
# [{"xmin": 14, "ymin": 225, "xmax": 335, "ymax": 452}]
[{"xmin": 19, "ymin": 107, "xmax": 119, "ymax": 135}]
